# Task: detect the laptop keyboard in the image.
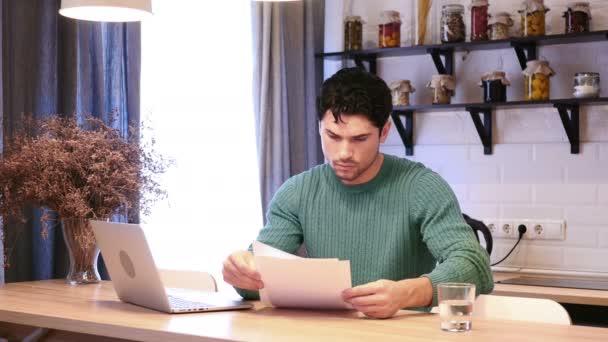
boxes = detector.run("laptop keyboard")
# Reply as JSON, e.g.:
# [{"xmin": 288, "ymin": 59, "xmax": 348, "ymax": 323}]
[{"xmin": 168, "ymin": 295, "xmax": 214, "ymax": 311}]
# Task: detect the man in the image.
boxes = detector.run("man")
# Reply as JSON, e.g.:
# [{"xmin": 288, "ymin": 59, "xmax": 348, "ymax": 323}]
[{"xmin": 222, "ymin": 67, "xmax": 493, "ymax": 318}]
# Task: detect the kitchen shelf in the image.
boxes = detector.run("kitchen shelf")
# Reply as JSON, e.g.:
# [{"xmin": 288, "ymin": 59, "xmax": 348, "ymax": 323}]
[
  {"xmin": 316, "ymin": 31, "xmax": 608, "ymax": 155},
  {"xmin": 316, "ymin": 30, "xmax": 608, "ymax": 64},
  {"xmin": 393, "ymin": 97, "xmax": 608, "ymax": 112},
  {"xmin": 391, "ymin": 98, "xmax": 608, "ymax": 156}
]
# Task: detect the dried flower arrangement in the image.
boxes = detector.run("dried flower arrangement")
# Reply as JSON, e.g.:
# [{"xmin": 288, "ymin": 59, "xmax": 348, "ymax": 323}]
[
  {"xmin": 0, "ymin": 114, "xmax": 169, "ymax": 222},
  {"xmin": 0, "ymin": 114, "xmax": 170, "ymax": 280}
]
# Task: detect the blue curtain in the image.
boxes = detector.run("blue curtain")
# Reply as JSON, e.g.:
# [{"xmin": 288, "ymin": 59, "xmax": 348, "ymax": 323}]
[{"xmin": 1, "ymin": 0, "xmax": 140, "ymax": 282}]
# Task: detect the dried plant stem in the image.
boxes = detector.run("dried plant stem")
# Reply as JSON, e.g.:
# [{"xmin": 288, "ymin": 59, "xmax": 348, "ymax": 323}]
[{"xmin": 61, "ymin": 218, "xmax": 100, "ymax": 284}]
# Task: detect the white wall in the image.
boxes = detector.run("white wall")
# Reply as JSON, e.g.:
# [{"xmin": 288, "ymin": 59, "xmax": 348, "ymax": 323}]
[{"xmin": 325, "ymin": 0, "xmax": 608, "ymax": 274}]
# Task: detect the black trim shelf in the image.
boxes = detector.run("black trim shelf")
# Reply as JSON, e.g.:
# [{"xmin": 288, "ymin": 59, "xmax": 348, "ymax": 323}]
[
  {"xmin": 317, "ymin": 31, "xmax": 608, "ymax": 75},
  {"xmin": 316, "ymin": 31, "xmax": 608, "ymax": 155},
  {"xmin": 391, "ymin": 98, "xmax": 608, "ymax": 156},
  {"xmin": 394, "ymin": 97, "xmax": 608, "ymax": 112},
  {"xmin": 315, "ymin": 30, "xmax": 608, "ymax": 60}
]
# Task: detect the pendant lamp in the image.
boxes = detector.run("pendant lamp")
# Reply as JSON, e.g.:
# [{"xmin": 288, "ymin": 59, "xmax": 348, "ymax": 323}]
[{"xmin": 59, "ymin": 0, "xmax": 152, "ymax": 22}]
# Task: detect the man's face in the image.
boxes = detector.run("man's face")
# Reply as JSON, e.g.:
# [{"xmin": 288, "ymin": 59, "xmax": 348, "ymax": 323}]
[{"xmin": 319, "ymin": 111, "xmax": 391, "ymax": 185}]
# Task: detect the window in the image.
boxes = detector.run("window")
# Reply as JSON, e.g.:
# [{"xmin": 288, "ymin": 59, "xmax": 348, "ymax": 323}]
[{"xmin": 141, "ymin": 0, "xmax": 262, "ymax": 292}]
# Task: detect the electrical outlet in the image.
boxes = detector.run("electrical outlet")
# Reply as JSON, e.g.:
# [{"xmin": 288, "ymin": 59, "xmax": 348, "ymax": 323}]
[
  {"xmin": 482, "ymin": 218, "xmax": 566, "ymax": 240},
  {"xmin": 517, "ymin": 219, "xmax": 566, "ymax": 240},
  {"xmin": 482, "ymin": 219, "xmax": 517, "ymax": 239}
]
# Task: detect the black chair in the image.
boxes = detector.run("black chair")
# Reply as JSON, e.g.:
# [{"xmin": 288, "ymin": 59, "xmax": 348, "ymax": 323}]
[{"xmin": 463, "ymin": 214, "xmax": 493, "ymax": 255}]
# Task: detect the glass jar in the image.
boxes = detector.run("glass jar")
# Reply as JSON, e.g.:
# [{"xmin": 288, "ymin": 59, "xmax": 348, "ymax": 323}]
[
  {"xmin": 523, "ymin": 60, "xmax": 555, "ymax": 101},
  {"xmin": 480, "ymin": 71, "xmax": 510, "ymax": 103},
  {"xmin": 390, "ymin": 80, "xmax": 416, "ymax": 106},
  {"xmin": 344, "ymin": 16, "xmax": 363, "ymax": 51},
  {"xmin": 489, "ymin": 12, "xmax": 513, "ymax": 40},
  {"xmin": 441, "ymin": 4, "xmax": 465, "ymax": 43},
  {"xmin": 520, "ymin": 0, "xmax": 549, "ymax": 37},
  {"xmin": 428, "ymin": 75, "xmax": 455, "ymax": 105},
  {"xmin": 379, "ymin": 10, "xmax": 401, "ymax": 48},
  {"xmin": 563, "ymin": 2, "xmax": 591, "ymax": 34},
  {"xmin": 573, "ymin": 72, "xmax": 600, "ymax": 99},
  {"xmin": 471, "ymin": 0, "xmax": 489, "ymax": 41}
]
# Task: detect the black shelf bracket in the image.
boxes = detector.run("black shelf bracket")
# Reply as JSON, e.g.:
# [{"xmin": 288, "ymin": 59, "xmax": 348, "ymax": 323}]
[
  {"xmin": 554, "ymin": 103, "xmax": 580, "ymax": 154},
  {"xmin": 353, "ymin": 54, "xmax": 377, "ymax": 74},
  {"xmin": 466, "ymin": 106, "xmax": 493, "ymax": 155},
  {"xmin": 511, "ymin": 41, "xmax": 537, "ymax": 70},
  {"xmin": 391, "ymin": 110, "xmax": 414, "ymax": 156},
  {"xmin": 427, "ymin": 48, "xmax": 454, "ymax": 75}
]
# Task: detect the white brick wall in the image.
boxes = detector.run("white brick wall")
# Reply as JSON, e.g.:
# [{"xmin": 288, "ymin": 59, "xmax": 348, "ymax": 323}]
[
  {"xmin": 534, "ymin": 185, "xmax": 597, "ymax": 205},
  {"xmin": 469, "ymin": 184, "xmax": 532, "ymax": 204},
  {"xmin": 328, "ymin": 0, "xmax": 608, "ymax": 274},
  {"xmin": 599, "ymin": 185, "xmax": 608, "ymax": 204},
  {"xmin": 600, "ymin": 144, "xmax": 608, "ymax": 161},
  {"xmin": 599, "ymin": 231, "xmax": 608, "ymax": 248}
]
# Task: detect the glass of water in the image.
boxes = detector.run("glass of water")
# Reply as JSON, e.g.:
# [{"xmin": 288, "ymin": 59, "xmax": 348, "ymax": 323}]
[{"xmin": 437, "ymin": 283, "xmax": 476, "ymax": 332}]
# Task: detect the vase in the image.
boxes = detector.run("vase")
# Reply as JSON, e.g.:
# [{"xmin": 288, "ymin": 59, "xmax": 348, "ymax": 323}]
[{"xmin": 61, "ymin": 218, "xmax": 101, "ymax": 285}]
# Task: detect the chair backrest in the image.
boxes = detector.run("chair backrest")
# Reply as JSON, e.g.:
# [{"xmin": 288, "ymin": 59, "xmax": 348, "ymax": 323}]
[
  {"xmin": 473, "ymin": 294, "xmax": 571, "ymax": 325},
  {"xmin": 158, "ymin": 269, "xmax": 218, "ymax": 292},
  {"xmin": 463, "ymin": 214, "xmax": 493, "ymax": 255}
]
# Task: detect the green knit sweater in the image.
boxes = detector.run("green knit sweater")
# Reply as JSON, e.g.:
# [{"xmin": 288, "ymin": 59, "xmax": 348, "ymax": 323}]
[{"xmin": 237, "ymin": 154, "xmax": 494, "ymax": 305}]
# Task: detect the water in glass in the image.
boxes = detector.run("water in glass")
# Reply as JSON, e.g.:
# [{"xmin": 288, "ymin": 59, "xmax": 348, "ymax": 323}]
[{"xmin": 439, "ymin": 299, "xmax": 473, "ymax": 332}]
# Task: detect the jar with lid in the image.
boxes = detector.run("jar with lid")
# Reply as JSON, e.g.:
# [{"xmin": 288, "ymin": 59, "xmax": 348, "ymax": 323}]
[
  {"xmin": 523, "ymin": 60, "xmax": 555, "ymax": 101},
  {"xmin": 479, "ymin": 71, "xmax": 510, "ymax": 103},
  {"xmin": 470, "ymin": 0, "xmax": 489, "ymax": 41},
  {"xmin": 563, "ymin": 2, "xmax": 591, "ymax": 34},
  {"xmin": 519, "ymin": 0, "xmax": 550, "ymax": 37},
  {"xmin": 489, "ymin": 12, "xmax": 514, "ymax": 40},
  {"xmin": 390, "ymin": 80, "xmax": 416, "ymax": 106},
  {"xmin": 379, "ymin": 10, "xmax": 401, "ymax": 48},
  {"xmin": 427, "ymin": 75, "xmax": 456, "ymax": 104},
  {"xmin": 441, "ymin": 4, "xmax": 465, "ymax": 43},
  {"xmin": 573, "ymin": 72, "xmax": 600, "ymax": 99},
  {"xmin": 344, "ymin": 16, "xmax": 364, "ymax": 51}
]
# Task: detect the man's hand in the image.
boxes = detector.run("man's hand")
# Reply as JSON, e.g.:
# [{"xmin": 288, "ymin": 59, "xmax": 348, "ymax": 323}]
[
  {"xmin": 342, "ymin": 277, "xmax": 433, "ymax": 319},
  {"xmin": 222, "ymin": 250, "xmax": 264, "ymax": 290}
]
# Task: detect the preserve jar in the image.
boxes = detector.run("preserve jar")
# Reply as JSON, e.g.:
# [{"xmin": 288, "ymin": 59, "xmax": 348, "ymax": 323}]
[
  {"xmin": 563, "ymin": 2, "xmax": 591, "ymax": 34},
  {"xmin": 344, "ymin": 16, "xmax": 363, "ymax": 51},
  {"xmin": 390, "ymin": 80, "xmax": 416, "ymax": 106},
  {"xmin": 573, "ymin": 72, "xmax": 600, "ymax": 99},
  {"xmin": 479, "ymin": 71, "xmax": 510, "ymax": 103},
  {"xmin": 441, "ymin": 4, "xmax": 465, "ymax": 43},
  {"xmin": 428, "ymin": 75, "xmax": 455, "ymax": 105},
  {"xmin": 379, "ymin": 10, "xmax": 401, "ymax": 48},
  {"xmin": 489, "ymin": 12, "xmax": 514, "ymax": 40},
  {"xmin": 523, "ymin": 60, "xmax": 555, "ymax": 101},
  {"xmin": 519, "ymin": 0, "xmax": 550, "ymax": 37},
  {"xmin": 470, "ymin": 0, "xmax": 489, "ymax": 41}
]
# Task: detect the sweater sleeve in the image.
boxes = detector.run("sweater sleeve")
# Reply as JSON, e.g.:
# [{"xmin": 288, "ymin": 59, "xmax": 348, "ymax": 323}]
[
  {"xmin": 234, "ymin": 176, "xmax": 304, "ymax": 299},
  {"xmin": 409, "ymin": 170, "xmax": 494, "ymax": 306}
]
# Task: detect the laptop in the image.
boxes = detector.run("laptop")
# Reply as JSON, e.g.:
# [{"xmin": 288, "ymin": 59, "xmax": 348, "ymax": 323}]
[{"xmin": 91, "ymin": 220, "xmax": 253, "ymax": 313}]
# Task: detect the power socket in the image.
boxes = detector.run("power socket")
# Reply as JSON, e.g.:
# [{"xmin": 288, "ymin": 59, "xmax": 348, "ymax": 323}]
[
  {"xmin": 517, "ymin": 219, "xmax": 566, "ymax": 240},
  {"xmin": 483, "ymin": 218, "xmax": 566, "ymax": 240},
  {"xmin": 483, "ymin": 219, "xmax": 517, "ymax": 239}
]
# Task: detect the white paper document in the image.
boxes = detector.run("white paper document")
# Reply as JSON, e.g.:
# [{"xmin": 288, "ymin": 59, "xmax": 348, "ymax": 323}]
[{"xmin": 252, "ymin": 241, "xmax": 353, "ymax": 309}]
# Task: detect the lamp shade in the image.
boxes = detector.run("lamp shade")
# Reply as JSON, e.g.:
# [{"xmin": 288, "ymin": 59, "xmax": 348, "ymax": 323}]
[{"xmin": 59, "ymin": 0, "xmax": 152, "ymax": 22}]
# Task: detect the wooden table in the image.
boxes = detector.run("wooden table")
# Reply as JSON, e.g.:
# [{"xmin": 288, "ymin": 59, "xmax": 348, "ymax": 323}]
[
  {"xmin": 493, "ymin": 272, "xmax": 608, "ymax": 306},
  {"xmin": 1, "ymin": 280, "xmax": 607, "ymax": 342}
]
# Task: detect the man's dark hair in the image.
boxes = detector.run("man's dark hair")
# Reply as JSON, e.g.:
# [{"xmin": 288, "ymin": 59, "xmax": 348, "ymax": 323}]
[{"xmin": 317, "ymin": 67, "xmax": 392, "ymax": 130}]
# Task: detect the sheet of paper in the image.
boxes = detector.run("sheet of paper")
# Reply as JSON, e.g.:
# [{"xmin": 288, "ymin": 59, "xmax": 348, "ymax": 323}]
[
  {"xmin": 252, "ymin": 241, "xmax": 301, "ymax": 259},
  {"xmin": 254, "ymin": 252, "xmax": 353, "ymax": 310},
  {"xmin": 252, "ymin": 241, "xmax": 300, "ymax": 304},
  {"xmin": 252, "ymin": 241, "xmax": 338, "ymax": 262}
]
